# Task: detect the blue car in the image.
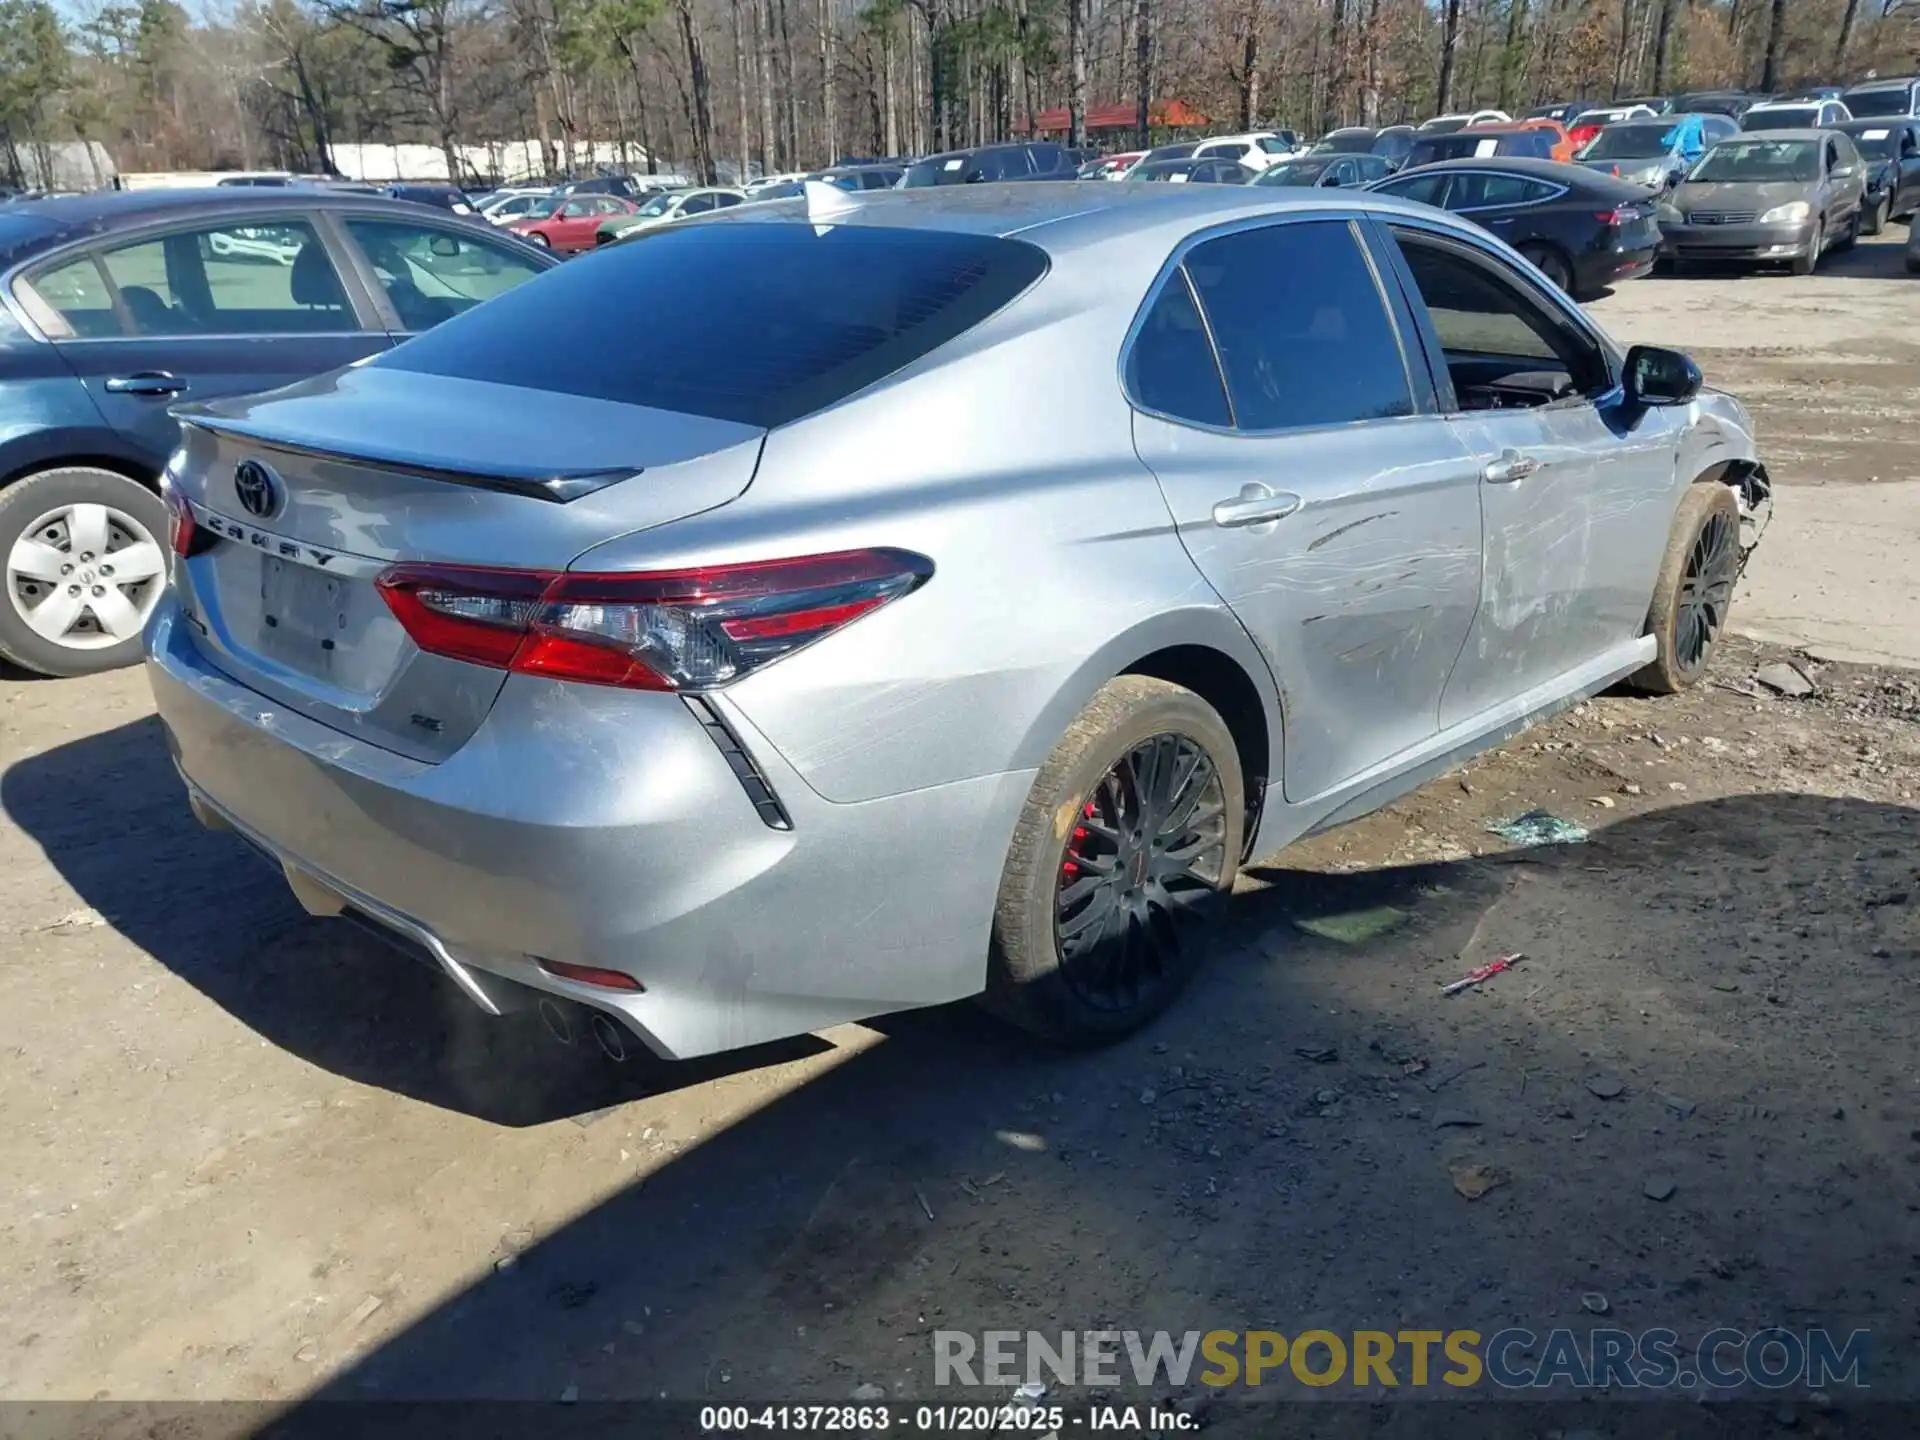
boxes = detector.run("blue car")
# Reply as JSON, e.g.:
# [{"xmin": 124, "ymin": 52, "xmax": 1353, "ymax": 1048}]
[{"xmin": 0, "ymin": 189, "xmax": 554, "ymax": 676}]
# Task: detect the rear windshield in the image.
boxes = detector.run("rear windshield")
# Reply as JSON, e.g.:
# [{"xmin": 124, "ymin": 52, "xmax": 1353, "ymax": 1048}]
[
  {"xmin": 374, "ymin": 222, "xmax": 1049, "ymax": 428},
  {"xmin": 901, "ymin": 154, "xmax": 976, "ymax": 187},
  {"xmin": 1742, "ymin": 106, "xmax": 1820, "ymax": 131},
  {"xmin": 1842, "ymin": 88, "xmax": 1911, "ymax": 117},
  {"xmin": 1581, "ymin": 122, "xmax": 1679, "ymax": 159}
]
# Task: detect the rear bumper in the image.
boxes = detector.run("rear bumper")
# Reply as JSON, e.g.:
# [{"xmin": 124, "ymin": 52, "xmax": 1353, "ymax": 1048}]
[
  {"xmin": 145, "ymin": 599, "xmax": 1029, "ymax": 1059},
  {"xmin": 1576, "ymin": 244, "xmax": 1657, "ymax": 293}
]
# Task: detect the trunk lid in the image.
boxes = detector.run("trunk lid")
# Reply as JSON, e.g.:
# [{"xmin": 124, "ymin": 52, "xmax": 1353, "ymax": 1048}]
[{"xmin": 171, "ymin": 366, "xmax": 764, "ymax": 761}]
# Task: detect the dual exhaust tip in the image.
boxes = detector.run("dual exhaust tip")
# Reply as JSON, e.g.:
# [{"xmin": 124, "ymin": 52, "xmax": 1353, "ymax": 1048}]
[{"xmin": 538, "ymin": 998, "xmax": 631, "ymax": 1064}]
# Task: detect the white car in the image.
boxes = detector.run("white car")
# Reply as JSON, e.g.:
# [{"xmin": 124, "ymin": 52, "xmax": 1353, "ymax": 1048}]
[
  {"xmin": 743, "ymin": 171, "xmax": 808, "ymax": 194},
  {"xmin": 1189, "ymin": 131, "xmax": 1306, "ymax": 172},
  {"xmin": 1740, "ymin": 99, "xmax": 1854, "ymax": 131},
  {"xmin": 1419, "ymin": 108, "xmax": 1513, "ymax": 132},
  {"xmin": 206, "ymin": 226, "xmax": 302, "ymax": 265},
  {"xmin": 1570, "ymin": 104, "xmax": 1659, "ymax": 134},
  {"xmin": 480, "ymin": 189, "xmax": 560, "ymax": 225},
  {"xmin": 600, "ymin": 187, "xmax": 748, "ymax": 242}
]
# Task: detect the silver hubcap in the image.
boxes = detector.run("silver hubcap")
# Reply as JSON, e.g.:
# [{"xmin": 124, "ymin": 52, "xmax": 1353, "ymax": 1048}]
[{"xmin": 6, "ymin": 501, "xmax": 167, "ymax": 650}]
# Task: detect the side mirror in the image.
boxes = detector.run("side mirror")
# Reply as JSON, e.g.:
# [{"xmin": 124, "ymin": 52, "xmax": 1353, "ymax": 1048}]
[{"xmin": 1624, "ymin": 344, "xmax": 1701, "ymax": 408}]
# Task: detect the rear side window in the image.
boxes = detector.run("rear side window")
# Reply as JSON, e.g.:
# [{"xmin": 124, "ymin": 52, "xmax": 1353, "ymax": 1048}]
[
  {"xmin": 1126, "ymin": 272, "xmax": 1230, "ymax": 427},
  {"xmin": 375, "ymin": 223, "xmax": 1049, "ymax": 428},
  {"xmin": 1377, "ymin": 172, "xmax": 1448, "ymax": 205},
  {"xmin": 1448, "ymin": 174, "xmax": 1555, "ymax": 208},
  {"xmin": 1181, "ymin": 220, "xmax": 1412, "ymax": 432}
]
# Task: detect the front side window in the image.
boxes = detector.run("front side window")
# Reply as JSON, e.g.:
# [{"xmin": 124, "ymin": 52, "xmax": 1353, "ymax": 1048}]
[
  {"xmin": 344, "ymin": 218, "xmax": 545, "ymax": 333},
  {"xmin": 1389, "ymin": 230, "xmax": 1611, "ymax": 404},
  {"xmin": 39, "ymin": 220, "xmax": 356, "ymax": 337},
  {"xmin": 1125, "ymin": 271, "xmax": 1230, "ymax": 427},
  {"xmin": 1181, "ymin": 220, "xmax": 1412, "ymax": 432}
]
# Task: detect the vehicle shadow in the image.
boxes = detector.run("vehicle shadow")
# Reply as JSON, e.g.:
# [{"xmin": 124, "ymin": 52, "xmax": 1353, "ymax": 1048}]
[
  {"xmin": 250, "ymin": 788, "xmax": 1913, "ymax": 1414},
  {"xmin": 0, "ymin": 713, "xmax": 829, "ymax": 1125},
  {"xmin": 7, "ymin": 710, "xmax": 1905, "ymax": 1416},
  {"xmin": 1645, "ymin": 229, "xmax": 1911, "ymax": 282}
]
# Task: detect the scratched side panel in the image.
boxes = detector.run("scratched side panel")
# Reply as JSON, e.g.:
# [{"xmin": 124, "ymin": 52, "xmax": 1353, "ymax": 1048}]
[
  {"xmin": 1132, "ymin": 411, "xmax": 1485, "ymax": 802},
  {"xmin": 1438, "ymin": 401, "xmax": 1681, "ymax": 730}
]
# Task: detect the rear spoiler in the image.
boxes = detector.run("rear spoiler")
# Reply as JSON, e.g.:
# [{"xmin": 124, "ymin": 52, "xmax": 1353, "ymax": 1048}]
[{"xmin": 175, "ymin": 409, "xmax": 638, "ymax": 504}]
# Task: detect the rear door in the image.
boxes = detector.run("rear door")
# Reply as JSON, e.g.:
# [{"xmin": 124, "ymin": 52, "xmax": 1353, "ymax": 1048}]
[
  {"xmin": 21, "ymin": 212, "xmax": 385, "ymax": 471},
  {"xmin": 1372, "ymin": 219, "xmax": 1680, "ymax": 727},
  {"xmin": 1128, "ymin": 216, "xmax": 1485, "ymax": 802},
  {"xmin": 1441, "ymin": 170, "xmax": 1563, "ymax": 243}
]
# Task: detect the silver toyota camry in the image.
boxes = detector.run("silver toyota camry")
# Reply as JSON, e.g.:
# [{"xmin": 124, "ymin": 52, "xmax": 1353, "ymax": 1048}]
[{"xmin": 146, "ymin": 182, "xmax": 1770, "ymax": 1060}]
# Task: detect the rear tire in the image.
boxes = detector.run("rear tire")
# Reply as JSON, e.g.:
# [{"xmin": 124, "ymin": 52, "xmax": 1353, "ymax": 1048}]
[
  {"xmin": 982, "ymin": 676, "xmax": 1244, "ymax": 1045},
  {"xmin": 1518, "ymin": 242, "xmax": 1573, "ymax": 294},
  {"xmin": 1627, "ymin": 484, "xmax": 1741, "ymax": 696},
  {"xmin": 529, "ymin": 232, "xmax": 551, "ymax": 247},
  {"xmin": 0, "ymin": 466, "xmax": 169, "ymax": 678},
  {"xmin": 1862, "ymin": 195, "xmax": 1888, "ymax": 237}
]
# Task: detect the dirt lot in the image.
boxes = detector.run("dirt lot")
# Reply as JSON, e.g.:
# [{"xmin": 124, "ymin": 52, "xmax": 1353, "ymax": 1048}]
[{"xmin": 2, "ymin": 232, "xmax": 1918, "ymax": 1435}]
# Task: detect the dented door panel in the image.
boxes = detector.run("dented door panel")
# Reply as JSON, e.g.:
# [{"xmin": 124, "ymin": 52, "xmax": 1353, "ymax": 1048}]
[
  {"xmin": 1134, "ymin": 411, "xmax": 1485, "ymax": 802},
  {"xmin": 1438, "ymin": 399, "xmax": 1681, "ymax": 729}
]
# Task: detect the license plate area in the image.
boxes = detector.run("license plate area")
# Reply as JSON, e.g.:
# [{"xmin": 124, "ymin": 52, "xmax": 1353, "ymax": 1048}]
[{"xmin": 259, "ymin": 553, "xmax": 349, "ymax": 673}]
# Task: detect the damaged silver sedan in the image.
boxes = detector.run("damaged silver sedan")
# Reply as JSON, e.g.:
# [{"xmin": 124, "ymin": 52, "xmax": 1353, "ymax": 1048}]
[{"xmin": 147, "ymin": 183, "xmax": 1768, "ymax": 1060}]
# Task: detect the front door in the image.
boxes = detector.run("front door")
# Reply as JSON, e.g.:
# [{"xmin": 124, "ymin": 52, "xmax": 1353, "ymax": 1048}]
[
  {"xmin": 29, "ymin": 215, "xmax": 384, "ymax": 470},
  {"xmin": 1374, "ymin": 221, "xmax": 1682, "ymax": 730},
  {"xmin": 1127, "ymin": 216, "xmax": 1486, "ymax": 802}
]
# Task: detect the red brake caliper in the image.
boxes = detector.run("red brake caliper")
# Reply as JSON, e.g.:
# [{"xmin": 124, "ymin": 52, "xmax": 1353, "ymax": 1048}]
[{"xmin": 1060, "ymin": 798, "xmax": 1097, "ymax": 885}]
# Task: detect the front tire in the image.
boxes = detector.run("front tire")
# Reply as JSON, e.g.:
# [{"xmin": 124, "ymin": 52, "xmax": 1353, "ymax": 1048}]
[
  {"xmin": 1791, "ymin": 221, "xmax": 1823, "ymax": 275},
  {"xmin": 983, "ymin": 676, "xmax": 1245, "ymax": 1044},
  {"xmin": 1627, "ymin": 484, "xmax": 1741, "ymax": 695},
  {"xmin": 0, "ymin": 466, "xmax": 170, "ymax": 678},
  {"xmin": 528, "ymin": 232, "xmax": 551, "ymax": 247},
  {"xmin": 1863, "ymin": 195, "xmax": 1888, "ymax": 237},
  {"xmin": 1835, "ymin": 204, "xmax": 1861, "ymax": 250}
]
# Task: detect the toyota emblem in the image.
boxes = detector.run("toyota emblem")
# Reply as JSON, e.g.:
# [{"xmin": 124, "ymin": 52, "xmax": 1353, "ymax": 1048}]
[{"xmin": 234, "ymin": 459, "xmax": 281, "ymax": 519}]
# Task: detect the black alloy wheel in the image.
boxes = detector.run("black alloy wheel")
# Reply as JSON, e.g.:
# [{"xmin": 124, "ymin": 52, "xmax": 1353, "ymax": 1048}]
[{"xmin": 1054, "ymin": 732, "xmax": 1229, "ymax": 1014}]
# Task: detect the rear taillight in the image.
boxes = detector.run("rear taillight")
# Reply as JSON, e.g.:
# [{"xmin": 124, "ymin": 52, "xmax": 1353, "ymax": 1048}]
[
  {"xmin": 1595, "ymin": 206, "xmax": 1633, "ymax": 225},
  {"xmin": 377, "ymin": 549, "xmax": 932, "ymax": 691},
  {"xmin": 164, "ymin": 482, "xmax": 196, "ymax": 558}
]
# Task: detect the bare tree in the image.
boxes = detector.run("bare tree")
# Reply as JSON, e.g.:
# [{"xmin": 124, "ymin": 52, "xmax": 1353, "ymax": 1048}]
[
  {"xmin": 1065, "ymin": 0, "xmax": 1084, "ymax": 149},
  {"xmin": 1759, "ymin": 0, "xmax": 1786, "ymax": 91},
  {"xmin": 1435, "ymin": 0, "xmax": 1462, "ymax": 113},
  {"xmin": 1135, "ymin": 0, "xmax": 1151, "ymax": 144}
]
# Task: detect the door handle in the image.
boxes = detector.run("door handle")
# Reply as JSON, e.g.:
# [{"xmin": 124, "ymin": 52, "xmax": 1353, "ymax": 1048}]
[
  {"xmin": 105, "ymin": 372, "xmax": 188, "ymax": 397},
  {"xmin": 1482, "ymin": 449, "xmax": 1539, "ymax": 485},
  {"xmin": 1212, "ymin": 484, "xmax": 1303, "ymax": 528}
]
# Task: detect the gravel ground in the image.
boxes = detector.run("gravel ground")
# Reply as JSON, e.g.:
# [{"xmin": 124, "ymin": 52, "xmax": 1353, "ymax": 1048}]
[{"xmin": 1, "ymin": 231, "xmax": 1917, "ymax": 1440}]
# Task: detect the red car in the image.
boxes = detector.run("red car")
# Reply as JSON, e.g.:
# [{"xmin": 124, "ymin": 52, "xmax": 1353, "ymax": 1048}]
[{"xmin": 505, "ymin": 194, "xmax": 638, "ymax": 253}]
